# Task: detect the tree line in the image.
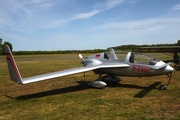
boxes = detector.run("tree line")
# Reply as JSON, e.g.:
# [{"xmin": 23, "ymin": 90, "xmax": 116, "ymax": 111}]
[
  {"xmin": 12, "ymin": 49, "xmax": 107, "ymax": 55},
  {"xmin": 0, "ymin": 38, "xmax": 179, "ymax": 55},
  {"xmin": 0, "ymin": 38, "xmax": 13, "ymax": 55},
  {"xmin": 108, "ymin": 43, "xmax": 177, "ymax": 51}
]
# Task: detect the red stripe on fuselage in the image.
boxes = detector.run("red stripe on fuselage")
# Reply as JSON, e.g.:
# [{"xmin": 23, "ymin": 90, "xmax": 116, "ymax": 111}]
[{"xmin": 6, "ymin": 52, "xmax": 21, "ymax": 81}]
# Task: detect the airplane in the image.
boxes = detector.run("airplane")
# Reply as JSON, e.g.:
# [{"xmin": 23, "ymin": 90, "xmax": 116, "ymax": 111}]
[
  {"xmin": 132, "ymin": 41, "xmax": 180, "ymax": 68},
  {"xmin": 5, "ymin": 45, "xmax": 174, "ymax": 90}
]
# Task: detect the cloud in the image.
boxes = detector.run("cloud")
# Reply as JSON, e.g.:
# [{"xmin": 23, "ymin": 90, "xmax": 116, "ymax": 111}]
[
  {"xmin": 172, "ymin": 4, "xmax": 180, "ymax": 10},
  {"xmin": 31, "ymin": 0, "xmax": 44, "ymax": 4},
  {"xmin": 0, "ymin": 0, "xmax": 125, "ymax": 30},
  {"xmin": 93, "ymin": 0, "xmax": 124, "ymax": 10},
  {"xmin": 128, "ymin": 0, "xmax": 137, "ymax": 4},
  {"xmin": 0, "ymin": 0, "xmax": 55, "ymax": 31},
  {"xmin": 89, "ymin": 17, "xmax": 180, "ymax": 34},
  {"xmin": 40, "ymin": 0, "xmax": 125, "ymax": 28},
  {"xmin": 71, "ymin": 0, "xmax": 125, "ymax": 20},
  {"xmin": 72, "ymin": 10, "xmax": 101, "ymax": 19},
  {"xmin": 39, "ymin": 19, "xmax": 68, "ymax": 28},
  {"xmin": 37, "ymin": 3, "xmax": 52, "ymax": 9}
]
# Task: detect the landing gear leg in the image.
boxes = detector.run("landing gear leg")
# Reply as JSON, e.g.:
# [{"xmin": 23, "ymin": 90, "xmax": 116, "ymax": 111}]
[
  {"xmin": 98, "ymin": 74, "xmax": 102, "ymax": 81},
  {"xmin": 159, "ymin": 73, "xmax": 172, "ymax": 90}
]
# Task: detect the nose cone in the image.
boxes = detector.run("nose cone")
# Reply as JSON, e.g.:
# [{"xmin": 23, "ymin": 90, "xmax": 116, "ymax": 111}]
[{"xmin": 165, "ymin": 65, "xmax": 174, "ymax": 73}]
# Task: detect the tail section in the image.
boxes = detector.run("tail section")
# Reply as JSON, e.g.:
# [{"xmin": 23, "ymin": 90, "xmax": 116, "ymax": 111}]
[{"xmin": 5, "ymin": 45, "xmax": 23, "ymax": 84}]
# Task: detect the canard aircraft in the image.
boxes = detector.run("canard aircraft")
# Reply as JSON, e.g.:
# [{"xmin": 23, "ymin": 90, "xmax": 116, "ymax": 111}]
[{"xmin": 5, "ymin": 45, "xmax": 174, "ymax": 90}]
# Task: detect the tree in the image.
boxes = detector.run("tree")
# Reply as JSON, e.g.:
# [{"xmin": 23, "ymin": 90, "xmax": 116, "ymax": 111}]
[
  {"xmin": 2, "ymin": 41, "xmax": 13, "ymax": 53},
  {"xmin": 177, "ymin": 40, "xmax": 180, "ymax": 46},
  {"xmin": 0, "ymin": 39, "xmax": 13, "ymax": 55},
  {"xmin": 0, "ymin": 38, "xmax": 3, "ymax": 55},
  {"xmin": 0, "ymin": 38, "xmax": 2, "ymax": 45}
]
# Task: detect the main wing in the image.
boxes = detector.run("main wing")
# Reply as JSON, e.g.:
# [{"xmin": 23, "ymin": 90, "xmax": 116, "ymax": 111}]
[
  {"xmin": 5, "ymin": 45, "xmax": 129, "ymax": 84},
  {"xmin": 132, "ymin": 46, "xmax": 180, "ymax": 53}
]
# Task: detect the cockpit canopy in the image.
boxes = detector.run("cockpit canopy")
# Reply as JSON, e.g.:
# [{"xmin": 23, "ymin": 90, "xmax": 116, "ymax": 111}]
[
  {"xmin": 87, "ymin": 50, "xmax": 159, "ymax": 65},
  {"xmin": 126, "ymin": 52, "xmax": 158, "ymax": 65},
  {"xmin": 108, "ymin": 51, "xmax": 159, "ymax": 65}
]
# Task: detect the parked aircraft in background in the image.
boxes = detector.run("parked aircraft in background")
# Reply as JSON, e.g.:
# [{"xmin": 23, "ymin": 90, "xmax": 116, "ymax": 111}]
[
  {"xmin": 133, "ymin": 41, "xmax": 180, "ymax": 68},
  {"xmin": 5, "ymin": 45, "xmax": 174, "ymax": 90}
]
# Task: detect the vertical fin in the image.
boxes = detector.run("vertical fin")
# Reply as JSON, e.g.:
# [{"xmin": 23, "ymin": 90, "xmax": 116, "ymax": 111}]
[
  {"xmin": 110, "ymin": 48, "xmax": 117, "ymax": 60},
  {"xmin": 5, "ymin": 45, "xmax": 23, "ymax": 84}
]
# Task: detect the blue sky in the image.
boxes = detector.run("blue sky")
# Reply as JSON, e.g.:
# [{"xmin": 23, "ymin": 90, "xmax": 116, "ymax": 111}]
[{"xmin": 0, "ymin": 0, "xmax": 180, "ymax": 51}]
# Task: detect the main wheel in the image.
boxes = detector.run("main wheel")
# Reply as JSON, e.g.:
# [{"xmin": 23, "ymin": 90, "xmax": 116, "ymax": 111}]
[{"xmin": 159, "ymin": 85, "xmax": 167, "ymax": 90}]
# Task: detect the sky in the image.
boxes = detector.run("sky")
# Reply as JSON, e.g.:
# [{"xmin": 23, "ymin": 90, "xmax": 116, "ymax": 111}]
[{"xmin": 0, "ymin": 0, "xmax": 180, "ymax": 51}]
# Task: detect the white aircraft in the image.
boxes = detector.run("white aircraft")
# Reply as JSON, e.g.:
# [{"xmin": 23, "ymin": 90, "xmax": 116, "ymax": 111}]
[{"xmin": 5, "ymin": 45, "xmax": 174, "ymax": 90}]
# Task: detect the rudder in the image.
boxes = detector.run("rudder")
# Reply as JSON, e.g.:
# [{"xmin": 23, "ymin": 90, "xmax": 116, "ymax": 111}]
[{"xmin": 5, "ymin": 45, "xmax": 23, "ymax": 84}]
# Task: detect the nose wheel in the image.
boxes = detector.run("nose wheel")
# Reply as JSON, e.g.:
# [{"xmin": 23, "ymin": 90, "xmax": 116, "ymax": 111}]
[{"xmin": 159, "ymin": 85, "xmax": 167, "ymax": 90}]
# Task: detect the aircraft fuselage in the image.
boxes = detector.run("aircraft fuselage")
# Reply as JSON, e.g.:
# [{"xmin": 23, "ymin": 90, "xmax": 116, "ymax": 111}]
[{"xmin": 94, "ymin": 62, "xmax": 173, "ymax": 77}]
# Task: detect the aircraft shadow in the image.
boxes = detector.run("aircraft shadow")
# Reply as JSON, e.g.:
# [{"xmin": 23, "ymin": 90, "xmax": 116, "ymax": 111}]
[
  {"xmin": 15, "ymin": 81, "xmax": 90, "ymax": 100},
  {"xmin": 8, "ymin": 81, "xmax": 161, "ymax": 100},
  {"xmin": 106, "ymin": 81, "xmax": 162, "ymax": 98},
  {"xmin": 133, "ymin": 81, "xmax": 161, "ymax": 98}
]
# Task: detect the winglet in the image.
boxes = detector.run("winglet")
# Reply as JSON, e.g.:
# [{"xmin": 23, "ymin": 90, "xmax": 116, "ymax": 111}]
[{"xmin": 5, "ymin": 45, "xmax": 23, "ymax": 84}]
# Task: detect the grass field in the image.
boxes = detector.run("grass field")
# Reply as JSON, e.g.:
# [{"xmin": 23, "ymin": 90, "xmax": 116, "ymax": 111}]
[{"xmin": 0, "ymin": 53, "xmax": 180, "ymax": 120}]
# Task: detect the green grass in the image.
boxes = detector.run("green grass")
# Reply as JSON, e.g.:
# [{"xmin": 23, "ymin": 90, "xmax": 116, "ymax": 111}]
[{"xmin": 0, "ymin": 54, "xmax": 180, "ymax": 120}]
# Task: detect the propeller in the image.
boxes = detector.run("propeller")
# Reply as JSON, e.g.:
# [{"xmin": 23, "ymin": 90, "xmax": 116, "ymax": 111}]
[{"xmin": 78, "ymin": 52, "xmax": 84, "ymax": 61}]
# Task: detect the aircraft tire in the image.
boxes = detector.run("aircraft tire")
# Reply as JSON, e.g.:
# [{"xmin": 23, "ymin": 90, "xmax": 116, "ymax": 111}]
[{"xmin": 159, "ymin": 85, "xmax": 167, "ymax": 90}]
